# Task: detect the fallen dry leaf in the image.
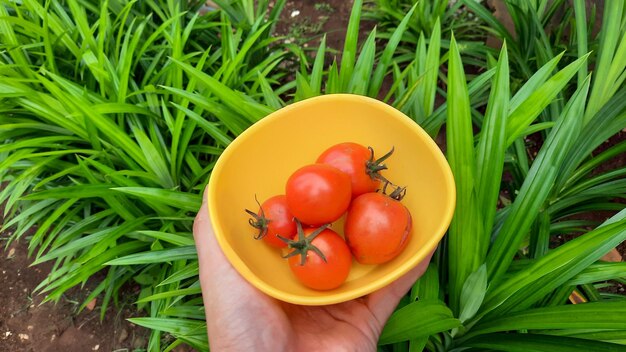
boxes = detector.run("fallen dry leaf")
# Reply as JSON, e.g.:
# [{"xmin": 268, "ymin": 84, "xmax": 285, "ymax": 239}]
[
  {"xmin": 569, "ymin": 290, "xmax": 587, "ymax": 304},
  {"xmin": 86, "ymin": 298, "xmax": 97, "ymax": 311},
  {"xmin": 568, "ymin": 248, "xmax": 623, "ymax": 304},
  {"xmin": 601, "ymin": 248, "xmax": 623, "ymax": 262}
]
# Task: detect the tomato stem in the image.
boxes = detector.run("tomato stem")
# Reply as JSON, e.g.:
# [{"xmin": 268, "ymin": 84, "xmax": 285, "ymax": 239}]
[
  {"xmin": 245, "ymin": 195, "xmax": 270, "ymax": 240},
  {"xmin": 366, "ymin": 146, "xmax": 394, "ymax": 185},
  {"xmin": 382, "ymin": 181, "xmax": 407, "ymax": 201},
  {"xmin": 279, "ymin": 219, "xmax": 329, "ymax": 265}
]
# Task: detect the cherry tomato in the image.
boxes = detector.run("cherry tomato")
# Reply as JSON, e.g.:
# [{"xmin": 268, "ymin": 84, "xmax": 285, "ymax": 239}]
[
  {"xmin": 316, "ymin": 142, "xmax": 393, "ymax": 198},
  {"xmin": 283, "ymin": 222, "xmax": 352, "ymax": 290},
  {"xmin": 246, "ymin": 195, "xmax": 297, "ymax": 248},
  {"xmin": 285, "ymin": 163, "xmax": 351, "ymax": 226},
  {"xmin": 344, "ymin": 190, "xmax": 412, "ymax": 264}
]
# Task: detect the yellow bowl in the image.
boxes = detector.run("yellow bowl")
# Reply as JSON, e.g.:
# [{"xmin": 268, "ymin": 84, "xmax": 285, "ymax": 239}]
[{"xmin": 207, "ymin": 94, "xmax": 455, "ymax": 305}]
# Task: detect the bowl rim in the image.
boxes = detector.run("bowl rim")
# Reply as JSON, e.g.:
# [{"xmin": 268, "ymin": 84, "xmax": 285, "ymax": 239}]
[{"xmin": 207, "ymin": 93, "xmax": 456, "ymax": 305}]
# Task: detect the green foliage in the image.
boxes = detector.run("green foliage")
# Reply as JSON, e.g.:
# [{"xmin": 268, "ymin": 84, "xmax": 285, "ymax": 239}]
[
  {"xmin": 1, "ymin": 0, "xmax": 625, "ymax": 351},
  {"xmin": 379, "ymin": 4, "xmax": 626, "ymax": 349}
]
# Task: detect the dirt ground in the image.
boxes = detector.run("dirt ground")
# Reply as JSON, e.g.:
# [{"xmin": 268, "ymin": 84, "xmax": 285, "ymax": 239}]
[
  {"xmin": 0, "ymin": 239, "xmax": 149, "ymax": 352},
  {"xmin": 1, "ymin": 1, "xmax": 623, "ymax": 351},
  {"xmin": 274, "ymin": 0, "xmax": 357, "ymax": 49}
]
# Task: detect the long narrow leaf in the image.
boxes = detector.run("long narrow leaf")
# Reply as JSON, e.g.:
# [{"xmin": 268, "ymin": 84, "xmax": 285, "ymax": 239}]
[
  {"xmin": 486, "ymin": 76, "xmax": 591, "ymax": 283},
  {"xmin": 475, "ymin": 43, "xmax": 509, "ymax": 246},
  {"xmin": 446, "ymin": 35, "xmax": 483, "ymax": 314},
  {"xmin": 379, "ymin": 300, "xmax": 461, "ymax": 345},
  {"xmin": 112, "ymin": 187, "xmax": 201, "ymax": 212},
  {"xmin": 463, "ymin": 332, "xmax": 626, "ymax": 351},
  {"xmin": 106, "ymin": 246, "xmax": 197, "ymax": 265}
]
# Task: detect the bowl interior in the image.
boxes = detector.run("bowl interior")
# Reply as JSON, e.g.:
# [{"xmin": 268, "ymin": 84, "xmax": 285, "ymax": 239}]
[{"xmin": 208, "ymin": 94, "xmax": 455, "ymax": 305}]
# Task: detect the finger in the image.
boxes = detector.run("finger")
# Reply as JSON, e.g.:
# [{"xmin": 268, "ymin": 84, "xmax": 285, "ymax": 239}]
[
  {"xmin": 193, "ymin": 185, "xmax": 238, "ymax": 281},
  {"xmin": 193, "ymin": 186, "xmax": 212, "ymax": 257},
  {"xmin": 192, "ymin": 185, "xmax": 274, "ymax": 302},
  {"xmin": 366, "ymin": 250, "xmax": 434, "ymax": 326}
]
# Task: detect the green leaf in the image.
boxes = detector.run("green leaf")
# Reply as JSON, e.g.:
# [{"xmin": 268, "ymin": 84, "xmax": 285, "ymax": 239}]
[
  {"xmin": 475, "ymin": 43, "xmax": 509, "ymax": 246},
  {"xmin": 0, "ymin": 5, "xmax": 30, "ymax": 71},
  {"xmin": 379, "ymin": 300, "xmax": 461, "ymax": 345},
  {"xmin": 585, "ymin": 1, "xmax": 626, "ymax": 122},
  {"xmin": 368, "ymin": 4, "xmax": 417, "ymax": 97},
  {"xmin": 507, "ymin": 54, "xmax": 562, "ymax": 112},
  {"xmin": 486, "ymin": 76, "xmax": 591, "ymax": 283},
  {"xmin": 170, "ymin": 58, "xmax": 271, "ymax": 122},
  {"xmin": 128, "ymin": 317, "xmax": 206, "ymax": 337},
  {"xmin": 410, "ymin": 264, "xmax": 440, "ymax": 302},
  {"xmin": 220, "ymin": 22, "xmax": 273, "ymax": 85},
  {"xmin": 170, "ymin": 102, "xmax": 233, "ymax": 146},
  {"xmin": 480, "ymin": 213, "xmax": 626, "ymax": 319},
  {"xmin": 295, "ymin": 71, "xmax": 315, "ymax": 101},
  {"xmin": 468, "ymin": 302, "xmax": 626, "ymax": 338},
  {"xmin": 568, "ymin": 262, "xmax": 626, "ymax": 286},
  {"xmin": 105, "ymin": 246, "xmax": 197, "ymax": 265},
  {"xmin": 446, "ymin": 34, "xmax": 484, "ymax": 314},
  {"xmin": 408, "ymin": 263, "xmax": 440, "ymax": 351},
  {"xmin": 33, "ymin": 217, "xmax": 146, "ymax": 265},
  {"xmin": 112, "ymin": 187, "xmax": 201, "ymax": 212},
  {"xmin": 339, "ymin": 0, "xmax": 363, "ymax": 91},
  {"xmin": 158, "ymin": 263, "xmax": 199, "ymax": 286},
  {"xmin": 420, "ymin": 17, "xmax": 441, "ymax": 119},
  {"xmin": 21, "ymin": 184, "xmax": 115, "ymax": 200},
  {"xmin": 1, "ymin": 199, "xmax": 57, "ymax": 232},
  {"xmin": 37, "ymin": 241, "xmax": 147, "ymax": 297},
  {"xmin": 545, "ymin": 329, "xmax": 626, "ymax": 342},
  {"xmin": 573, "ymin": 0, "xmax": 588, "ymax": 88},
  {"xmin": 463, "ymin": 332, "xmax": 626, "ymax": 352},
  {"xmin": 459, "ymin": 264, "xmax": 488, "ymax": 323},
  {"xmin": 134, "ymin": 230, "xmax": 195, "ymax": 247},
  {"xmin": 162, "ymin": 86, "xmax": 248, "ymax": 136},
  {"xmin": 560, "ymin": 139, "xmax": 626, "ymax": 192},
  {"xmin": 137, "ymin": 286, "xmax": 202, "ymax": 303},
  {"xmin": 506, "ymin": 54, "xmax": 590, "ymax": 145},
  {"xmin": 348, "ymin": 27, "xmax": 377, "ymax": 95},
  {"xmin": 326, "ymin": 59, "xmax": 340, "ymax": 94},
  {"xmin": 256, "ymin": 73, "xmax": 282, "ymax": 110},
  {"xmin": 309, "ymin": 35, "xmax": 326, "ymax": 95},
  {"xmin": 161, "ymin": 305, "xmax": 205, "ymax": 320},
  {"xmin": 556, "ymin": 87, "xmax": 626, "ymax": 192},
  {"xmin": 131, "ymin": 125, "xmax": 175, "ymax": 189},
  {"xmin": 423, "ymin": 66, "xmax": 495, "ymax": 140},
  {"xmin": 462, "ymin": 0, "xmax": 515, "ymax": 45}
]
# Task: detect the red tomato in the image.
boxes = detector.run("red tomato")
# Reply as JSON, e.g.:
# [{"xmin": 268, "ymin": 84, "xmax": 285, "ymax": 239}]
[
  {"xmin": 284, "ymin": 224, "xmax": 352, "ymax": 290},
  {"xmin": 316, "ymin": 143, "xmax": 393, "ymax": 198},
  {"xmin": 344, "ymin": 191, "xmax": 412, "ymax": 264},
  {"xmin": 246, "ymin": 195, "xmax": 297, "ymax": 248},
  {"xmin": 285, "ymin": 163, "xmax": 351, "ymax": 226}
]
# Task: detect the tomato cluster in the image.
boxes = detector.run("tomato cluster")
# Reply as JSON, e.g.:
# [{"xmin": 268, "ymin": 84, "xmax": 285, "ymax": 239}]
[{"xmin": 246, "ymin": 142, "xmax": 413, "ymax": 291}]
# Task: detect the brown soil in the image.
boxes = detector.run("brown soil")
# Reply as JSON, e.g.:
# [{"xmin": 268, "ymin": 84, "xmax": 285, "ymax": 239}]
[
  {"xmin": 274, "ymin": 0, "xmax": 353, "ymax": 49},
  {"xmin": 0, "ymin": 238, "xmax": 149, "ymax": 352},
  {"xmin": 273, "ymin": 0, "xmax": 377, "ymax": 87}
]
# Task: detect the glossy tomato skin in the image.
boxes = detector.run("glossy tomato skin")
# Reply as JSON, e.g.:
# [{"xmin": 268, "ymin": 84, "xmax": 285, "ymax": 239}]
[
  {"xmin": 257, "ymin": 195, "xmax": 297, "ymax": 248},
  {"xmin": 288, "ymin": 227, "xmax": 352, "ymax": 290},
  {"xmin": 344, "ymin": 192, "xmax": 412, "ymax": 264},
  {"xmin": 316, "ymin": 142, "xmax": 380, "ymax": 198},
  {"xmin": 285, "ymin": 163, "xmax": 351, "ymax": 226}
]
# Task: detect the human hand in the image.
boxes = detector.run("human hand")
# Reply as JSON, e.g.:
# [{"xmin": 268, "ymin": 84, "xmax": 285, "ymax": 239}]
[{"xmin": 193, "ymin": 188, "xmax": 433, "ymax": 351}]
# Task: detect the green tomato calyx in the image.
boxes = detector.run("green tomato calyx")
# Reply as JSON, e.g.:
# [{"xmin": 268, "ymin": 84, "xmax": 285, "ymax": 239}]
[{"xmin": 279, "ymin": 219, "xmax": 328, "ymax": 266}]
